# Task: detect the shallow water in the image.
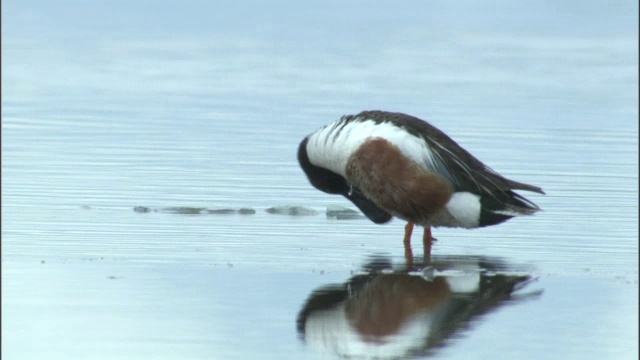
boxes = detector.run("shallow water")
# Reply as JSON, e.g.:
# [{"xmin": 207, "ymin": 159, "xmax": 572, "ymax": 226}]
[{"xmin": 3, "ymin": 1, "xmax": 638, "ymax": 359}]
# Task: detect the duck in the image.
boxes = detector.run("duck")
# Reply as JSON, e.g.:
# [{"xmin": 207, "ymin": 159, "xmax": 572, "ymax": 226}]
[{"xmin": 297, "ymin": 110, "xmax": 544, "ymax": 256}]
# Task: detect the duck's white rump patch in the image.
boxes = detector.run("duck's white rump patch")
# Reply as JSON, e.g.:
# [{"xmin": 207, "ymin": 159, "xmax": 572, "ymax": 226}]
[{"xmin": 443, "ymin": 192, "xmax": 481, "ymax": 228}]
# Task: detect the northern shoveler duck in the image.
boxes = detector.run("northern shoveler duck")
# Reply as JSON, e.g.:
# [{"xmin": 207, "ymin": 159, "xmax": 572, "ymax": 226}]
[{"xmin": 297, "ymin": 111, "xmax": 544, "ymax": 256}]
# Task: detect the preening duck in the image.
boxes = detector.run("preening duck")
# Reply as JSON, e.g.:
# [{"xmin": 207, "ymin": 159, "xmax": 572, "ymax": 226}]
[{"xmin": 297, "ymin": 111, "xmax": 544, "ymax": 255}]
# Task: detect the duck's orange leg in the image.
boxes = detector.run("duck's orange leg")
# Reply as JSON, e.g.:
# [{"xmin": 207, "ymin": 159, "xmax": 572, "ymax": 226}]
[
  {"xmin": 404, "ymin": 222, "xmax": 414, "ymax": 244},
  {"xmin": 423, "ymin": 227, "xmax": 433, "ymax": 260},
  {"xmin": 404, "ymin": 222, "xmax": 414, "ymax": 266}
]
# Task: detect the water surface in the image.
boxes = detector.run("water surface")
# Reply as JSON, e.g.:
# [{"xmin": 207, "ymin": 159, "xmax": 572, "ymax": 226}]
[{"xmin": 2, "ymin": 1, "xmax": 638, "ymax": 359}]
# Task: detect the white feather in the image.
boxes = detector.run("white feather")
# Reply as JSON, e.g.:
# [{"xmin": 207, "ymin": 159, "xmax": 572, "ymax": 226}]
[
  {"xmin": 306, "ymin": 119, "xmax": 438, "ymax": 177},
  {"xmin": 491, "ymin": 208, "xmax": 527, "ymax": 217},
  {"xmin": 443, "ymin": 192, "xmax": 481, "ymax": 228}
]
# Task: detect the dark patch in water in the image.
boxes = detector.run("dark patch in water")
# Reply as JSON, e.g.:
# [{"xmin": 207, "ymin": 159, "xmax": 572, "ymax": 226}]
[
  {"xmin": 326, "ymin": 206, "xmax": 366, "ymax": 220},
  {"xmin": 134, "ymin": 206, "xmax": 256, "ymax": 215},
  {"xmin": 265, "ymin": 206, "xmax": 318, "ymax": 216}
]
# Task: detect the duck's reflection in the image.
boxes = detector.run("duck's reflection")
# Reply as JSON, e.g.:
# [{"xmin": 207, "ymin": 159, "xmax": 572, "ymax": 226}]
[{"xmin": 297, "ymin": 255, "xmax": 541, "ymax": 358}]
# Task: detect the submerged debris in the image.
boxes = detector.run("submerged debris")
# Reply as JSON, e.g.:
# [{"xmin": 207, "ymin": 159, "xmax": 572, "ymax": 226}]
[
  {"xmin": 205, "ymin": 208, "xmax": 237, "ymax": 214},
  {"xmin": 205, "ymin": 208, "xmax": 256, "ymax": 215},
  {"xmin": 265, "ymin": 206, "xmax": 318, "ymax": 216},
  {"xmin": 133, "ymin": 206, "xmax": 256, "ymax": 215},
  {"xmin": 162, "ymin": 207, "xmax": 206, "ymax": 214},
  {"xmin": 326, "ymin": 206, "xmax": 365, "ymax": 220}
]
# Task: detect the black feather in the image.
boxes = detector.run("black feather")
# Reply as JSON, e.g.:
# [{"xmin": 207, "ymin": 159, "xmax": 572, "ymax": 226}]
[{"xmin": 298, "ymin": 137, "xmax": 392, "ymax": 224}]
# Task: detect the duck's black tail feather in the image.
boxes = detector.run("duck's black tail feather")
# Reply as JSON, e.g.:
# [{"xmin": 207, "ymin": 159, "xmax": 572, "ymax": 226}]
[{"xmin": 479, "ymin": 190, "xmax": 542, "ymax": 227}]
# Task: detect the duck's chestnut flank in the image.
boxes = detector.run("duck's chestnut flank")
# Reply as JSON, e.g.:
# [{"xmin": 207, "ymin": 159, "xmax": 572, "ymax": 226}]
[
  {"xmin": 297, "ymin": 110, "xmax": 544, "ymax": 253},
  {"xmin": 346, "ymin": 138, "xmax": 454, "ymax": 224}
]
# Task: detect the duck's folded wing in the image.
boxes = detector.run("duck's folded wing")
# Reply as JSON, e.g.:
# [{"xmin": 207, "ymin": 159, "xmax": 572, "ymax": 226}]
[{"xmin": 425, "ymin": 136, "xmax": 543, "ymax": 195}]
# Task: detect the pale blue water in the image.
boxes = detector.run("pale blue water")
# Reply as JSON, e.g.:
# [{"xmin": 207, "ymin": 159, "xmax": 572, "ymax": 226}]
[{"xmin": 3, "ymin": 1, "xmax": 638, "ymax": 359}]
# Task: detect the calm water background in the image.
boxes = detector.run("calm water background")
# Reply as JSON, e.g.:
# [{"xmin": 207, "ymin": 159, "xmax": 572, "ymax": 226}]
[{"xmin": 2, "ymin": 1, "xmax": 638, "ymax": 359}]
